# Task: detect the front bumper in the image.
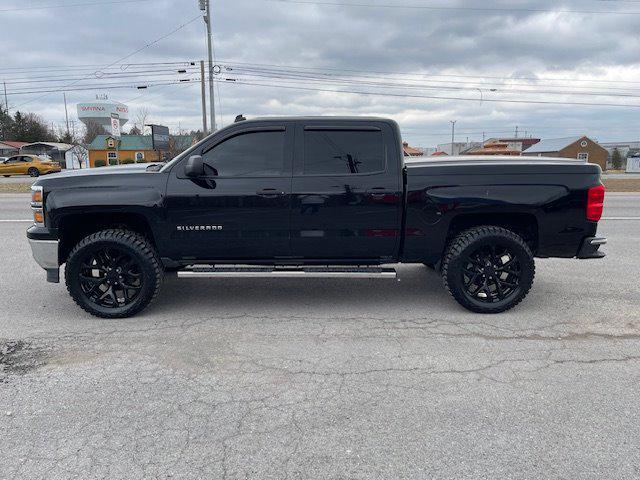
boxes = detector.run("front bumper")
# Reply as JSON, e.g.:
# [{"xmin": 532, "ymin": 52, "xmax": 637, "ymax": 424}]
[
  {"xmin": 577, "ymin": 237, "xmax": 607, "ymax": 259},
  {"xmin": 27, "ymin": 237, "xmax": 60, "ymax": 283}
]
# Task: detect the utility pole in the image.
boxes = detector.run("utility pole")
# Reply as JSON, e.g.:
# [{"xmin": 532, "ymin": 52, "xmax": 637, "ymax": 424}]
[
  {"xmin": 200, "ymin": 0, "xmax": 217, "ymax": 131},
  {"xmin": 200, "ymin": 60, "xmax": 208, "ymax": 134},
  {"xmin": 63, "ymin": 92, "xmax": 70, "ymax": 137},
  {"xmin": 3, "ymin": 81, "xmax": 8, "ymax": 114},
  {"xmin": 515, "ymin": 125, "xmax": 519, "ymax": 138},
  {"xmin": 450, "ymin": 120, "xmax": 457, "ymax": 155}
]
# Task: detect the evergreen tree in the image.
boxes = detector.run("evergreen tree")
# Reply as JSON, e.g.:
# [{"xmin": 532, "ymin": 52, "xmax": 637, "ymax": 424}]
[
  {"xmin": 0, "ymin": 106, "xmax": 15, "ymax": 141},
  {"xmin": 611, "ymin": 148, "xmax": 623, "ymax": 170},
  {"xmin": 10, "ymin": 111, "xmax": 57, "ymax": 142}
]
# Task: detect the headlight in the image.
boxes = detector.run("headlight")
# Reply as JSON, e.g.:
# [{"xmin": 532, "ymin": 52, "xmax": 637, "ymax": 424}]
[{"xmin": 31, "ymin": 185, "xmax": 45, "ymax": 226}]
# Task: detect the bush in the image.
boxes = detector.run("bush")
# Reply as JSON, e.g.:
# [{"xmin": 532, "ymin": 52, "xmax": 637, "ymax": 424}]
[
  {"xmin": 108, "ymin": 158, "xmax": 118, "ymax": 166},
  {"xmin": 136, "ymin": 158, "xmax": 147, "ymax": 163},
  {"xmin": 611, "ymin": 148, "xmax": 623, "ymax": 170},
  {"xmin": 94, "ymin": 159, "xmax": 106, "ymax": 167},
  {"xmin": 121, "ymin": 158, "xmax": 135, "ymax": 164}
]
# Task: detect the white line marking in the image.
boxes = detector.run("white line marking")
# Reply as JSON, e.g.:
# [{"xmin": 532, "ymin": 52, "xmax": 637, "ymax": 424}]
[
  {"xmin": 602, "ymin": 217, "xmax": 640, "ymax": 220},
  {"xmin": 0, "ymin": 219, "xmax": 32, "ymax": 223}
]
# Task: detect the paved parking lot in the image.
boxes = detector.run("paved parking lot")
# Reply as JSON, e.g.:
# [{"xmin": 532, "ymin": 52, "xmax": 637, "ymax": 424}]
[{"xmin": 1, "ymin": 193, "xmax": 639, "ymax": 479}]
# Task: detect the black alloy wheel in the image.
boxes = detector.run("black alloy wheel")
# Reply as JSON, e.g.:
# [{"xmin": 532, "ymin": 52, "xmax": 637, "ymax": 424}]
[
  {"xmin": 442, "ymin": 226, "xmax": 535, "ymax": 314},
  {"xmin": 461, "ymin": 244, "xmax": 521, "ymax": 303},
  {"xmin": 28, "ymin": 167, "xmax": 39, "ymax": 177},
  {"xmin": 78, "ymin": 246, "xmax": 143, "ymax": 308},
  {"xmin": 66, "ymin": 229, "xmax": 163, "ymax": 318}
]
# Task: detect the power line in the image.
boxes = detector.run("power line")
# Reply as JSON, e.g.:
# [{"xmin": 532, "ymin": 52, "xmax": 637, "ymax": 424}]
[
  {"xmin": 266, "ymin": 0, "xmax": 640, "ymax": 15},
  {"xmin": 0, "ymin": 61, "xmax": 196, "ymax": 74},
  {"xmin": 6, "ymin": 79, "xmax": 201, "ymax": 96},
  {"xmin": 0, "ymin": 0, "xmax": 152, "ymax": 12},
  {"xmin": 216, "ymin": 78, "xmax": 640, "ymax": 108},
  {"xmin": 13, "ymin": 14, "xmax": 201, "ymax": 108},
  {"xmin": 220, "ymin": 60, "xmax": 640, "ymax": 87},
  {"xmin": 222, "ymin": 68, "xmax": 640, "ymax": 99}
]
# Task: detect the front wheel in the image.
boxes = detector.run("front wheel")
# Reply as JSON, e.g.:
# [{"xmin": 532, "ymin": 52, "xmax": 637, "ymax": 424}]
[
  {"xmin": 28, "ymin": 167, "xmax": 40, "ymax": 177},
  {"xmin": 65, "ymin": 229, "xmax": 163, "ymax": 318},
  {"xmin": 441, "ymin": 226, "xmax": 535, "ymax": 314}
]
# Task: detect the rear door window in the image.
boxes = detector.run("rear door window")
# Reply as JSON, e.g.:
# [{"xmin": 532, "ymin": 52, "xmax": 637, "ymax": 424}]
[{"xmin": 303, "ymin": 129, "xmax": 385, "ymax": 175}]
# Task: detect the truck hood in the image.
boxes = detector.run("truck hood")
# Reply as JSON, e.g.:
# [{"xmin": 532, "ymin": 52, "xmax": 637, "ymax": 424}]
[{"xmin": 33, "ymin": 163, "xmax": 164, "ymax": 184}]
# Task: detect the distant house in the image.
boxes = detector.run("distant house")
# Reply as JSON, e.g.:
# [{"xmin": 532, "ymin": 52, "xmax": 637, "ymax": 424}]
[
  {"xmin": 483, "ymin": 137, "xmax": 540, "ymax": 153},
  {"xmin": 87, "ymin": 134, "xmax": 196, "ymax": 167},
  {"xmin": 0, "ymin": 141, "xmax": 28, "ymax": 157},
  {"xmin": 437, "ymin": 141, "xmax": 482, "ymax": 156},
  {"xmin": 431, "ymin": 151, "xmax": 449, "ymax": 157},
  {"xmin": 522, "ymin": 136, "xmax": 608, "ymax": 170},
  {"xmin": 20, "ymin": 142, "xmax": 74, "ymax": 163},
  {"xmin": 402, "ymin": 141, "xmax": 424, "ymax": 157},
  {"xmin": 464, "ymin": 141, "xmax": 520, "ymax": 156}
]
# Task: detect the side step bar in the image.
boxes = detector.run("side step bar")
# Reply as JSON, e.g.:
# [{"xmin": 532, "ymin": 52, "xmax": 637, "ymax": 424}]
[{"xmin": 177, "ymin": 265, "xmax": 397, "ymax": 279}]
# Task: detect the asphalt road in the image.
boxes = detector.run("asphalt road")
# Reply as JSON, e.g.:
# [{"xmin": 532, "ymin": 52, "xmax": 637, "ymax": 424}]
[{"xmin": 1, "ymin": 194, "xmax": 639, "ymax": 479}]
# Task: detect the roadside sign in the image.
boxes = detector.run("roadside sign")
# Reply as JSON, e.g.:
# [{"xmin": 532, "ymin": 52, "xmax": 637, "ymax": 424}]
[
  {"xmin": 110, "ymin": 113, "xmax": 121, "ymax": 138},
  {"xmin": 151, "ymin": 124, "xmax": 170, "ymax": 151}
]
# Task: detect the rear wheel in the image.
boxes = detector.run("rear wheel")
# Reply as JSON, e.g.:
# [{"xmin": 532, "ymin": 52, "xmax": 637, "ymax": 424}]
[
  {"xmin": 65, "ymin": 229, "xmax": 163, "ymax": 318},
  {"xmin": 28, "ymin": 167, "xmax": 40, "ymax": 177},
  {"xmin": 441, "ymin": 226, "xmax": 535, "ymax": 314}
]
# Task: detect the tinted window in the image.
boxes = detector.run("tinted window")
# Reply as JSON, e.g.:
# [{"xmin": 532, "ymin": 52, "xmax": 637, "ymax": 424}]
[
  {"xmin": 304, "ymin": 130, "xmax": 385, "ymax": 175},
  {"xmin": 202, "ymin": 130, "xmax": 286, "ymax": 177}
]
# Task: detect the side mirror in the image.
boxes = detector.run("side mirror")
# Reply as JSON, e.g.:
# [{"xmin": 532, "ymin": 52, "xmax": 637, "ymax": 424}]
[{"xmin": 184, "ymin": 155, "xmax": 205, "ymax": 177}]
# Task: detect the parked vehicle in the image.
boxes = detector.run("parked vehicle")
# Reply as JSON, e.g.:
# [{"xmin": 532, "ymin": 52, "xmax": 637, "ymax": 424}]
[
  {"xmin": 0, "ymin": 154, "xmax": 61, "ymax": 177},
  {"xmin": 26, "ymin": 117, "xmax": 606, "ymax": 318}
]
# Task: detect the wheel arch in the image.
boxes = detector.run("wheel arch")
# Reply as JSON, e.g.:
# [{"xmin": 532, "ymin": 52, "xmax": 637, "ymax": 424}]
[
  {"xmin": 58, "ymin": 212, "xmax": 157, "ymax": 264},
  {"xmin": 446, "ymin": 212, "xmax": 539, "ymax": 254}
]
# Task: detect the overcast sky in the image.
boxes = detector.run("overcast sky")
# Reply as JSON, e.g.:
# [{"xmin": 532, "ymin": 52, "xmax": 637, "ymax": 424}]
[{"xmin": 2, "ymin": 0, "xmax": 640, "ymax": 147}]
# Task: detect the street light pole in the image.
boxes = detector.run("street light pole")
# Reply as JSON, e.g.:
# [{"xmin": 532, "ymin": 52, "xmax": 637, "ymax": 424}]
[
  {"xmin": 200, "ymin": 60, "xmax": 208, "ymax": 134},
  {"xmin": 450, "ymin": 120, "xmax": 457, "ymax": 155},
  {"xmin": 202, "ymin": 0, "xmax": 217, "ymax": 132}
]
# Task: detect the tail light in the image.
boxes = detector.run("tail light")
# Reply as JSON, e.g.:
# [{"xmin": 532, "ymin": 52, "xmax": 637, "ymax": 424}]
[{"xmin": 586, "ymin": 184, "xmax": 605, "ymax": 222}]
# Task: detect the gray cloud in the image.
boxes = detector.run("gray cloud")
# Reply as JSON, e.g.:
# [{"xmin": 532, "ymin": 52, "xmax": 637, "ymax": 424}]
[{"xmin": 1, "ymin": 0, "xmax": 639, "ymax": 147}]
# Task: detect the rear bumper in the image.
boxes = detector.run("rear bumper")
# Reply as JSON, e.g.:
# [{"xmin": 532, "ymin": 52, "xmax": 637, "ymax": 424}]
[{"xmin": 577, "ymin": 237, "xmax": 607, "ymax": 259}]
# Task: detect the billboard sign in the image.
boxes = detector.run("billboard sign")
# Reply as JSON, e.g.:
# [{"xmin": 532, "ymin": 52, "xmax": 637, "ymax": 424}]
[
  {"xmin": 151, "ymin": 124, "xmax": 170, "ymax": 151},
  {"xmin": 110, "ymin": 113, "xmax": 121, "ymax": 138}
]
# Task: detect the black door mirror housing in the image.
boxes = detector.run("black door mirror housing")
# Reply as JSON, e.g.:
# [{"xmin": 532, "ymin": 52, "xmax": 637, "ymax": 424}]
[{"xmin": 184, "ymin": 155, "xmax": 205, "ymax": 177}]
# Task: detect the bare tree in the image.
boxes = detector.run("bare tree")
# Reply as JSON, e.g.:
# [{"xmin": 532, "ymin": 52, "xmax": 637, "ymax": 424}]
[
  {"xmin": 69, "ymin": 143, "xmax": 89, "ymax": 169},
  {"xmin": 82, "ymin": 120, "xmax": 105, "ymax": 144},
  {"xmin": 135, "ymin": 107, "xmax": 150, "ymax": 134}
]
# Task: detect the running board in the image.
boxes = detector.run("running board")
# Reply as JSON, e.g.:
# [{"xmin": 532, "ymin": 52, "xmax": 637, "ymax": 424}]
[{"xmin": 177, "ymin": 265, "xmax": 397, "ymax": 279}]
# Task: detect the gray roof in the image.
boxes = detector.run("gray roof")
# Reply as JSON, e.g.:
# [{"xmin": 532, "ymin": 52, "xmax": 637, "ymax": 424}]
[
  {"xmin": 523, "ymin": 136, "xmax": 583, "ymax": 154},
  {"xmin": 21, "ymin": 141, "xmax": 74, "ymax": 150}
]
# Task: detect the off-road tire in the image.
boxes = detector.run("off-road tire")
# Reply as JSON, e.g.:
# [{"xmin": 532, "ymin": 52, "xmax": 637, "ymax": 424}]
[
  {"xmin": 28, "ymin": 167, "xmax": 40, "ymax": 177},
  {"xmin": 65, "ymin": 229, "xmax": 163, "ymax": 318},
  {"xmin": 441, "ymin": 226, "xmax": 535, "ymax": 314}
]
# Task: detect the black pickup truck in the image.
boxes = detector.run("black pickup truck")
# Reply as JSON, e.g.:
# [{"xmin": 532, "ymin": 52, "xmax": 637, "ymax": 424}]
[{"xmin": 27, "ymin": 116, "xmax": 606, "ymax": 318}]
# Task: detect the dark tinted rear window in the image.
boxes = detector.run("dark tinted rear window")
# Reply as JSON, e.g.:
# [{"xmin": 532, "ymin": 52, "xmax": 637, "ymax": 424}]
[{"xmin": 303, "ymin": 130, "xmax": 385, "ymax": 175}]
